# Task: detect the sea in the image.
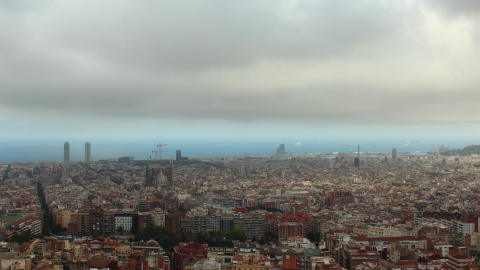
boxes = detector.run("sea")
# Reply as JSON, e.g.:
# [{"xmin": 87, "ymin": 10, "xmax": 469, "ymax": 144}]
[{"xmin": 0, "ymin": 137, "xmax": 477, "ymax": 163}]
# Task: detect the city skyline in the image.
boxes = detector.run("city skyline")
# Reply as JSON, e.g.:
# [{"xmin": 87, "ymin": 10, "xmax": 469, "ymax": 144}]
[
  {"xmin": 1, "ymin": 1, "xmax": 480, "ymax": 141},
  {"xmin": 3, "ymin": 2, "xmax": 480, "ymax": 265},
  {"xmin": 5, "ymin": 149, "xmax": 480, "ymax": 266},
  {"xmin": 0, "ymin": 136, "xmax": 474, "ymax": 163}
]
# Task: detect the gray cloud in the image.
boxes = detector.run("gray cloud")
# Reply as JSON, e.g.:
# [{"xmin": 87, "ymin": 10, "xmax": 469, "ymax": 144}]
[
  {"xmin": 1, "ymin": 0, "xmax": 480, "ymax": 130},
  {"xmin": 425, "ymin": 0, "xmax": 480, "ymax": 18},
  {"xmin": 2, "ymin": 1, "xmax": 410, "ymax": 71}
]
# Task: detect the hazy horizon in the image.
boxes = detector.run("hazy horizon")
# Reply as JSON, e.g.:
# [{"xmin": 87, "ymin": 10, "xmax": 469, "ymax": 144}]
[
  {"xmin": 1, "ymin": 136, "xmax": 477, "ymax": 163},
  {"xmin": 2, "ymin": 1, "xmax": 480, "ymax": 149}
]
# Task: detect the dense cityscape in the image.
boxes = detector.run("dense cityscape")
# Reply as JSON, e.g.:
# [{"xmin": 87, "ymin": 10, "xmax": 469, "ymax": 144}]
[
  {"xmin": 1, "ymin": 142, "xmax": 480, "ymax": 270},
  {"xmin": 3, "ymin": 0, "xmax": 480, "ymax": 269}
]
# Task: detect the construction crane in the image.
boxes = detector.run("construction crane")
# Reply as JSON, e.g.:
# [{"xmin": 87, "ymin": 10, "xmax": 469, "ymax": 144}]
[{"xmin": 157, "ymin": 143, "xmax": 168, "ymax": 169}]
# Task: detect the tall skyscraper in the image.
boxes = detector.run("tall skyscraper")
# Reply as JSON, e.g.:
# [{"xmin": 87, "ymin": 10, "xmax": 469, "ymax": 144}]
[
  {"xmin": 64, "ymin": 142, "xmax": 70, "ymax": 162},
  {"xmin": 392, "ymin": 148, "xmax": 397, "ymax": 161},
  {"xmin": 354, "ymin": 157, "xmax": 360, "ymax": 168},
  {"xmin": 175, "ymin": 150, "xmax": 188, "ymax": 164},
  {"xmin": 176, "ymin": 150, "xmax": 182, "ymax": 162},
  {"xmin": 85, "ymin": 142, "xmax": 91, "ymax": 162}
]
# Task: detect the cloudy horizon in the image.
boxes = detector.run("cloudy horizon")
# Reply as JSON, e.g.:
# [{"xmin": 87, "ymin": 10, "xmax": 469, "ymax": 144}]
[{"xmin": 2, "ymin": 0, "xmax": 480, "ymax": 140}]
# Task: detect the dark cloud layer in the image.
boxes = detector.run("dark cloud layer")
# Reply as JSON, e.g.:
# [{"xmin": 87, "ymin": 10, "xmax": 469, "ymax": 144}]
[{"xmin": 1, "ymin": 0, "xmax": 480, "ymax": 132}]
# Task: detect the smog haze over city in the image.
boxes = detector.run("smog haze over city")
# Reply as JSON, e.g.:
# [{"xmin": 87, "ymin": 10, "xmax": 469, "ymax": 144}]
[
  {"xmin": 6, "ymin": 2, "xmax": 480, "ymax": 269},
  {"xmin": 2, "ymin": 0, "xmax": 480, "ymax": 161}
]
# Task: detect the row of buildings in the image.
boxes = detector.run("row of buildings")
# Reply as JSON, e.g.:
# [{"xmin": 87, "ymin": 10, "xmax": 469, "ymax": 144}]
[{"xmin": 3, "ymin": 150, "xmax": 480, "ymax": 269}]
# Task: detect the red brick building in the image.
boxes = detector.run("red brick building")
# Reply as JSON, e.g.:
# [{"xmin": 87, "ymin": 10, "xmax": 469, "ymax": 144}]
[
  {"xmin": 278, "ymin": 222, "xmax": 304, "ymax": 240},
  {"xmin": 280, "ymin": 212, "xmax": 313, "ymax": 237},
  {"xmin": 165, "ymin": 211, "xmax": 185, "ymax": 235},
  {"xmin": 327, "ymin": 191, "xmax": 353, "ymax": 206}
]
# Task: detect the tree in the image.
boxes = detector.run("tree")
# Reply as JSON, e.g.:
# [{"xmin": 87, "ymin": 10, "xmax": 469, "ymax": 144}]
[
  {"xmin": 198, "ymin": 231, "xmax": 225, "ymax": 243},
  {"xmin": 206, "ymin": 231, "xmax": 225, "ymax": 242},
  {"xmin": 37, "ymin": 181, "xmax": 54, "ymax": 236},
  {"xmin": 263, "ymin": 232, "xmax": 278, "ymax": 245},
  {"xmin": 225, "ymin": 229, "xmax": 247, "ymax": 242},
  {"xmin": 51, "ymin": 224, "xmax": 66, "ymax": 235},
  {"xmin": 181, "ymin": 232, "xmax": 196, "ymax": 243},
  {"xmin": 178, "ymin": 206, "xmax": 189, "ymax": 213},
  {"xmin": 259, "ymin": 236, "xmax": 266, "ymax": 245},
  {"xmin": 307, "ymin": 231, "xmax": 321, "ymax": 243},
  {"xmin": 10, "ymin": 231, "xmax": 35, "ymax": 244},
  {"xmin": 134, "ymin": 226, "xmax": 180, "ymax": 251}
]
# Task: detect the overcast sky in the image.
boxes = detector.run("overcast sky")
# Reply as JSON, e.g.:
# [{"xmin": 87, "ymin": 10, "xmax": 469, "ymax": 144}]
[{"xmin": 2, "ymin": 0, "xmax": 480, "ymax": 141}]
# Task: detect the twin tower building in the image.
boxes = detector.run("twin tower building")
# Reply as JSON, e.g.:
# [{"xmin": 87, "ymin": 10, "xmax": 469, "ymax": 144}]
[{"xmin": 64, "ymin": 142, "xmax": 91, "ymax": 162}]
